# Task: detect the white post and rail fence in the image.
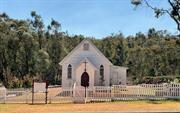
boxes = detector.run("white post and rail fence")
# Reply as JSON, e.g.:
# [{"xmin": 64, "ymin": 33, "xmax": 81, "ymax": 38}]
[{"xmin": 0, "ymin": 83, "xmax": 180, "ymax": 104}]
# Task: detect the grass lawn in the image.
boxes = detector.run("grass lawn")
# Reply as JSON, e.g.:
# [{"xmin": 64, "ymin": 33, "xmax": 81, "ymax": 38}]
[{"xmin": 0, "ymin": 100, "xmax": 180, "ymax": 113}]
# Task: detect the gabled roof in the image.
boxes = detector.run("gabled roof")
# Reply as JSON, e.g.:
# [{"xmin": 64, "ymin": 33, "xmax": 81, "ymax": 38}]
[{"xmin": 59, "ymin": 38, "xmax": 112, "ymax": 65}]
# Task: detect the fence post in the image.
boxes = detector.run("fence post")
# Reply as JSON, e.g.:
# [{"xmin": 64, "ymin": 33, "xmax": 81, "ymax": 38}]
[
  {"xmin": 111, "ymin": 85, "xmax": 114, "ymax": 101},
  {"xmin": 4, "ymin": 88, "xmax": 6, "ymax": 104},
  {"xmin": 163, "ymin": 83, "xmax": 167, "ymax": 99},
  {"xmin": 26, "ymin": 89, "xmax": 28, "ymax": 104},
  {"xmin": 138, "ymin": 84, "xmax": 140, "ymax": 100},
  {"xmin": 179, "ymin": 84, "xmax": 180, "ymax": 97},
  {"xmin": 32, "ymin": 80, "xmax": 34, "ymax": 104},
  {"xmin": 85, "ymin": 87, "xmax": 88, "ymax": 103},
  {"xmin": 73, "ymin": 84, "xmax": 75, "ymax": 98},
  {"xmin": 45, "ymin": 81, "xmax": 48, "ymax": 104}
]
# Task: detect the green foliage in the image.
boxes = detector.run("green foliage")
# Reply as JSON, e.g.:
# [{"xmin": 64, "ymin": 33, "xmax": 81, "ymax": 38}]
[
  {"xmin": 35, "ymin": 49, "xmax": 50, "ymax": 81},
  {"xmin": 133, "ymin": 76, "xmax": 174, "ymax": 84},
  {"xmin": 0, "ymin": 12, "xmax": 180, "ymax": 88}
]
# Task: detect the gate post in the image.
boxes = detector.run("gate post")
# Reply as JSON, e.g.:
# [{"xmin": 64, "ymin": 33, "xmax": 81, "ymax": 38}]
[
  {"xmin": 32, "ymin": 80, "xmax": 34, "ymax": 104},
  {"xmin": 85, "ymin": 87, "xmax": 87, "ymax": 103},
  {"xmin": 45, "ymin": 81, "xmax": 48, "ymax": 104}
]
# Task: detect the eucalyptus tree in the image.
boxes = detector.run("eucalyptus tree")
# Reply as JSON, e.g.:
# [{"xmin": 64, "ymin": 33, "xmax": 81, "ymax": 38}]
[
  {"xmin": 0, "ymin": 13, "xmax": 10, "ymax": 86},
  {"xmin": 46, "ymin": 19, "xmax": 62, "ymax": 84},
  {"xmin": 131, "ymin": 0, "xmax": 180, "ymax": 33},
  {"xmin": 35, "ymin": 49, "xmax": 50, "ymax": 81},
  {"xmin": 30, "ymin": 11, "xmax": 44, "ymax": 49}
]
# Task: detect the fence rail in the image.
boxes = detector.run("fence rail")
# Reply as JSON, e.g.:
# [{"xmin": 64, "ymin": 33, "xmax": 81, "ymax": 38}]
[
  {"xmin": 0, "ymin": 83, "xmax": 180, "ymax": 104},
  {"xmin": 86, "ymin": 84, "xmax": 180, "ymax": 102}
]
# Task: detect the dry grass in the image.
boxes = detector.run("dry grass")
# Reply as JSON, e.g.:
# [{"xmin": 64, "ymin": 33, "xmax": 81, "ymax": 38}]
[
  {"xmin": 1, "ymin": 87, "xmax": 180, "ymax": 113},
  {"xmin": 0, "ymin": 100, "xmax": 180, "ymax": 113}
]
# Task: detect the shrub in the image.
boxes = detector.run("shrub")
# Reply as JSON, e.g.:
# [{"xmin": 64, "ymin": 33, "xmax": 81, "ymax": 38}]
[
  {"xmin": 23, "ymin": 80, "xmax": 32, "ymax": 88},
  {"xmin": 133, "ymin": 76, "xmax": 174, "ymax": 84}
]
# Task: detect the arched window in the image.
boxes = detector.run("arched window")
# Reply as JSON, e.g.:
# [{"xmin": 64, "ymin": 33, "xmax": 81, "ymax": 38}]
[
  {"xmin": 67, "ymin": 64, "xmax": 72, "ymax": 79},
  {"xmin": 100, "ymin": 65, "xmax": 104, "ymax": 76},
  {"xmin": 99, "ymin": 65, "xmax": 104, "ymax": 85}
]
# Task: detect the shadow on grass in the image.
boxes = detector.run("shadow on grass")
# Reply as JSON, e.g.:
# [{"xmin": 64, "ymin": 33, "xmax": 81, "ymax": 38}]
[
  {"xmin": 166, "ymin": 98, "xmax": 180, "ymax": 102},
  {"xmin": 111, "ymin": 98, "xmax": 180, "ymax": 104},
  {"xmin": 145, "ymin": 100, "xmax": 162, "ymax": 104}
]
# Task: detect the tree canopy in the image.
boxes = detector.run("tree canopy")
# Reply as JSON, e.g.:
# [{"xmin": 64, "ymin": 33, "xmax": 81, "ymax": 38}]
[{"xmin": 0, "ymin": 11, "xmax": 180, "ymax": 88}]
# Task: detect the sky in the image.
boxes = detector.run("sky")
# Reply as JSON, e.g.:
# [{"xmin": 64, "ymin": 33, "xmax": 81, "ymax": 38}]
[{"xmin": 0, "ymin": 0, "xmax": 178, "ymax": 38}]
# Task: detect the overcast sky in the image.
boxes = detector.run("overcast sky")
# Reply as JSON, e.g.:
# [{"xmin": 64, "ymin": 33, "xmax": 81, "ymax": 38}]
[{"xmin": 0, "ymin": 0, "xmax": 178, "ymax": 38}]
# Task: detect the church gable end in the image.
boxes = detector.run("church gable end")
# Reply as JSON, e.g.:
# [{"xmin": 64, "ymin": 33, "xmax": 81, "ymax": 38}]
[
  {"xmin": 60, "ymin": 39, "xmax": 127, "ymax": 87},
  {"xmin": 59, "ymin": 39, "xmax": 112, "ymax": 66}
]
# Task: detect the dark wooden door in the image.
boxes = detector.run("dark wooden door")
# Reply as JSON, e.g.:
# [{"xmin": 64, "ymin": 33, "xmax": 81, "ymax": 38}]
[{"xmin": 81, "ymin": 72, "xmax": 89, "ymax": 87}]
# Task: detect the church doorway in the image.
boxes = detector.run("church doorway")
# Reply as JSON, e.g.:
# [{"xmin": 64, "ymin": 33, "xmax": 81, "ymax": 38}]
[{"xmin": 81, "ymin": 72, "xmax": 89, "ymax": 87}]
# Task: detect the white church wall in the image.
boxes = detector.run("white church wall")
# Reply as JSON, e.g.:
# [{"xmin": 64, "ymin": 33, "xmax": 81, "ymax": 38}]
[
  {"xmin": 94, "ymin": 64, "xmax": 111, "ymax": 86},
  {"xmin": 94, "ymin": 70, "xmax": 99, "ymax": 86},
  {"xmin": 62, "ymin": 64, "xmax": 74, "ymax": 87},
  {"xmin": 119, "ymin": 68, "xmax": 127, "ymax": 85},
  {"xmin": 75, "ymin": 62, "xmax": 95, "ymax": 87},
  {"xmin": 100, "ymin": 64, "xmax": 110, "ymax": 86},
  {"xmin": 110, "ymin": 66, "xmax": 127, "ymax": 85}
]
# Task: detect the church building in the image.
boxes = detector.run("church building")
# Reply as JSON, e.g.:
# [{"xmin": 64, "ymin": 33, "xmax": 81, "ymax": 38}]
[{"xmin": 59, "ymin": 39, "xmax": 127, "ymax": 88}]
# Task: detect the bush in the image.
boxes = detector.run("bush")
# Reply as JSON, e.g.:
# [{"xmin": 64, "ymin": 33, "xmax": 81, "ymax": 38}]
[
  {"xmin": 133, "ymin": 76, "xmax": 174, "ymax": 84},
  {"xmin": 11, "ymin": 80, "xmax": 23, "ymax": 88},
  {"xmin": 23, "ymin": 80, "xmax": 32, "ymax": 88}
]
